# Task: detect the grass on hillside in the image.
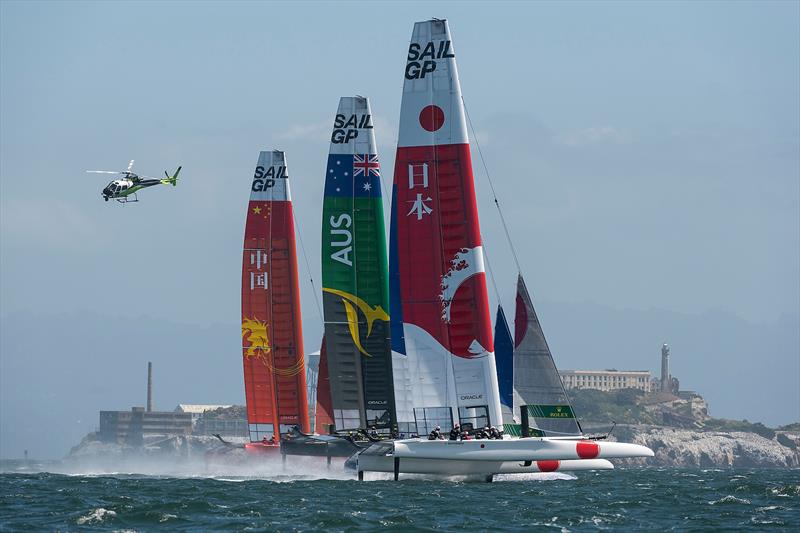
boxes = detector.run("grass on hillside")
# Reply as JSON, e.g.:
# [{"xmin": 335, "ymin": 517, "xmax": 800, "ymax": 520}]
[{"xmin": 568, "ymin": 388, "xmax": 781, "ymax": 438}]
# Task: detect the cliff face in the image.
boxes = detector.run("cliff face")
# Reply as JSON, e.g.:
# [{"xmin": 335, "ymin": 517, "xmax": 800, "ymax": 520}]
[
  {"xmin": 613, "ymin": 425, "xmax": 800, "ymax": 468},
  {"xmin": 568, "ymin": 388, "xmax": 800, "ymax": 468}
]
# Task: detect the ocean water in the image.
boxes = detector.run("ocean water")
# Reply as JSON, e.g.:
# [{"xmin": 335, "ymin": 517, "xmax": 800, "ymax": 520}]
[{"xmin": 1, "ymin": 462, "xmax": 798, "ymax": 531}]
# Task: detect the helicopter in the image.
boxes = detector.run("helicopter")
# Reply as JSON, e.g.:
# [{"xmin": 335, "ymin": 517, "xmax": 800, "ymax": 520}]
[{"xmin": 86, "ymin": 160, "xmax": 181, "ymax": 203}]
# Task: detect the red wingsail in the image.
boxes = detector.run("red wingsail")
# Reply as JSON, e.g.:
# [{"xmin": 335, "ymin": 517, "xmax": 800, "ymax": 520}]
[
  {"xmin": 389, "ymin": 19, "xmax": 503, "ymax": 433},
  {"xmin": 314, "ymin": 336, "xmax": 335, "ymax": 435},
  {"xmin": 241, "ymin": 151, "xmax": 309, "ymax": 444}
]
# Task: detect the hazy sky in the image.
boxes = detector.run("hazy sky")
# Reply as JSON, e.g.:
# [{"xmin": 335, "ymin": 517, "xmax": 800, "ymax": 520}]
[{"xmin": 1, "ymin": 1, "xmax": 798, "ymax": 457}]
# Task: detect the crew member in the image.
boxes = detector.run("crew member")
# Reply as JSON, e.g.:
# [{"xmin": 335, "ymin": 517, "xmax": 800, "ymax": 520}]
[
  {"xmin": 449, "ymin": 423, "xmax": 461, "ymax": 440},
  {"xmin": 428, "ymin": 425, "xmax": 443, "ymax": 440}
]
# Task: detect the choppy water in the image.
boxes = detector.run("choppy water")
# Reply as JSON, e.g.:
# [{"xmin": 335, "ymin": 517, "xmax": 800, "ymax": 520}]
[{"xmin": 1, "ymin": 462, "xmax": 798, "ymax": 531}]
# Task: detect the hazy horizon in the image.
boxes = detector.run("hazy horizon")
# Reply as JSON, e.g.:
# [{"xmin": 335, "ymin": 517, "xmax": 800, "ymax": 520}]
[{"xmin": 2, "ymin": 1, "xmax": 798, "ymax": 459}]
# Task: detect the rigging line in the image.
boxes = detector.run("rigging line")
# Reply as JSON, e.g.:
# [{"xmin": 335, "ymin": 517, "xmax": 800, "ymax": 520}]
[
  {"xmin": 462, "ymin": 95, "xmax": 523, "ymax": 275},
  {"xmin": 292, "ymin": 205, "xmax": 324, "ymax": 334},
  {"xmin": 480, "ymin": 234, "xmax": 503, "ymax": 308},
  {"xmin": 377, "ymin": 138, "xmax": 394, "ymax": 216},
  {"xmin": 379, "ymin": 172, "xmax": 393, "ymax": 223}
]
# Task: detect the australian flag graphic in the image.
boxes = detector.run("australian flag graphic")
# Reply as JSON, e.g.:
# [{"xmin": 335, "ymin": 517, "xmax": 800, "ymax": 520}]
[{"xmin": 325, "ymin": 154, "xmax": 382, "ymax": 198}]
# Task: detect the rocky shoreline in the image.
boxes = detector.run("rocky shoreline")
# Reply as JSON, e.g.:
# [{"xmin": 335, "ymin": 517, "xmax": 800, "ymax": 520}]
[
  {"xmin": 612, "ymin": 425, "xmax": 800, "ymax": 468},
  {"xmin": 61, "ymin": 425, "xmax": 800, "ymax": 470}
]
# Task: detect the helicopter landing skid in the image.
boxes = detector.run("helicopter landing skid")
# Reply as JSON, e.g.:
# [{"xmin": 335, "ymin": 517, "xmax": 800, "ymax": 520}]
[{"xmin": 115, "ymin": 193, "xmax": 139, "ymax": 204}]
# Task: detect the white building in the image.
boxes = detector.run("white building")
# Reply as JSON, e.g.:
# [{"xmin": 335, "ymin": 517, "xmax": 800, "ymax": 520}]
[
  {"xmin": 560, "ymin": 370, "xmax": 652, "ymax": 392},
  {"xmin": 174, "ymin": 404, "xmax": 232, "ymax": 424}
]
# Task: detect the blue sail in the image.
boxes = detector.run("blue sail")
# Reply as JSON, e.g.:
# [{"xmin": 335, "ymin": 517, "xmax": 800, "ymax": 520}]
[{"xmin": 494, "ymin": 305, "xmax": 514, "ymax": 423}]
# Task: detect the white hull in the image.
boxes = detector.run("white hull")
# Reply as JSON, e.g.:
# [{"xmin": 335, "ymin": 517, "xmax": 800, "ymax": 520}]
[
  {"xmin": 392, "ymin": 437, "xmax": 653, "ymax": 462},
  {"xmin": 357, "ymin": 454, "xmax": 613, "ymax": 476}
]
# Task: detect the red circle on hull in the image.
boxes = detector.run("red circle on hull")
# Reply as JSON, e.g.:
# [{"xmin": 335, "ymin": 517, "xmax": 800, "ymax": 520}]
[
  {"xmin": 419, "ymin": 105, "xmax": 445, "ymax": 132},
  {"xmin": 576, "ymin": 440, "xmax": 600, "ymax": 459},
  {"xmin": 536, "ymin": 460, "xmax": 560, "ymax": 472},
  {"xmin": 244, "ymin": 442, "xmax": 281, "ymax": 455}
]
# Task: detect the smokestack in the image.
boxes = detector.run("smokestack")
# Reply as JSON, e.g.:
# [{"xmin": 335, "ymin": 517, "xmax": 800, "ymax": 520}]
[
  {"xmin": 660, "ymin": 344, "xmax": 670, "ymax": 393},
  {"xmin": 147, "ymin": 361, "xmax": 153, "ymax": 412}
]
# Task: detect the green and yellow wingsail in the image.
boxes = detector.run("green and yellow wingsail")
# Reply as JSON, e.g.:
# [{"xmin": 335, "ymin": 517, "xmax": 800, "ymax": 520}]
[{"xmin": 321, "ymin": 96, "xmax": 396, "ymax": 432}]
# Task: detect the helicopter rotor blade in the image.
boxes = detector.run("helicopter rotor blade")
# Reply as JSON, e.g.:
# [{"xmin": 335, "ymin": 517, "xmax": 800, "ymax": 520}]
[{"xmin": 86, "ymin": 170, "xmax": 123, "ymax": 174}]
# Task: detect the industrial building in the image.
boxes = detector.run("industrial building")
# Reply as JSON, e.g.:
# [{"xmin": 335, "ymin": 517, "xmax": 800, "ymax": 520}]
[
  {"xmin": 99, "ymin": 407, "xmax": 193, "ymax": 444},
  {"xmin": 175, "ymin": 404, "xmax": 247, "ymax": 437},
  {"xmin": 97, "ymin": 356, "xmax": 323, "ymax": 444}
]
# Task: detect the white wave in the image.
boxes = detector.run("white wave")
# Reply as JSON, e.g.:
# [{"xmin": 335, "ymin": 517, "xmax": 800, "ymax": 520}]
[
  {"xmin": 755, "ymin": 505, "xmax": 786, "ymax": 512},
  {"xmin": 77, "ymin": 508, "xmax": 116, "ymax": 525},
  {"xmin": 52, "ymin": 454, "xmax": 356, "ymax": 482},
  {"xmin": 708, "ymin": 495, "xmax": 751, "ymax": 505}
]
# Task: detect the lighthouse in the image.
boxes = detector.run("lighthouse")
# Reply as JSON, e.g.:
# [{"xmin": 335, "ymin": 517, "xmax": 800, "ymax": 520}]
[{"xmin": 660, "ymin": 343, "xmax": 670, "ymax": 393}]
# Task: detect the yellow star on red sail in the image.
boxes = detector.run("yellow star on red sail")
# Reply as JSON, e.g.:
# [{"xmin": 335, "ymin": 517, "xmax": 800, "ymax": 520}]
[{"xmin": 252, "ymin": 206, "xmax": 262, "ymax": 215}]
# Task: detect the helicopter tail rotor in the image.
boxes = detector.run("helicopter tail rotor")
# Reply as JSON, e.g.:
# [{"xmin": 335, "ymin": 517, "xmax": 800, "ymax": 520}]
[{"xmin": 161, "ymin": 166, "xmax": 181, "ymax": 187}]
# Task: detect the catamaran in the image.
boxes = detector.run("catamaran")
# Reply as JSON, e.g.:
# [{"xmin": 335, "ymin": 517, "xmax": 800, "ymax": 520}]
[{"xmin": 354, "ymin": 18, "xmax": 652, "ymax": 479}]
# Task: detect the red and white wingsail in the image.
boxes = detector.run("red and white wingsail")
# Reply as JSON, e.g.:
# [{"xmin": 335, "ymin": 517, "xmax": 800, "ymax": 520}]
[
  {"xmin": 241, "ymin": 151, "xmax": 309, "ymax": 445},
  {"xmin": 390, "ymin": 19, "xmax": 502, "ymax": 435}
]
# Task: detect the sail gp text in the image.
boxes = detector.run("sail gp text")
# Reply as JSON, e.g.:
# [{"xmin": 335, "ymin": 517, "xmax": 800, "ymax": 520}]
[
  {"xmin": 251, "ymin": 165, "xmax": 287, "ymax": 191},
  {"xmin": 331, "ymin": 113, "xmax": 373, "ymax": 144},
  {"xmin": 405, "ymin": 40, "xmax": 454, "ymax": 80}
]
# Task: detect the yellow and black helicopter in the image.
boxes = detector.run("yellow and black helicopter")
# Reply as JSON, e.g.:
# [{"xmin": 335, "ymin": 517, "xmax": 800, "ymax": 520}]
[{"xmin": 87, "ymin": 160, "xmax": 181, "ymax": 203}]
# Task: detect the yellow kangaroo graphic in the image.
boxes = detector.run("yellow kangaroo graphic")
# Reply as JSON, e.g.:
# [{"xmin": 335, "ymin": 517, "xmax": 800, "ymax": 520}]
[{"xmin": 323, "ymin": 287, "xmax": 389, "ymax": 357}]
